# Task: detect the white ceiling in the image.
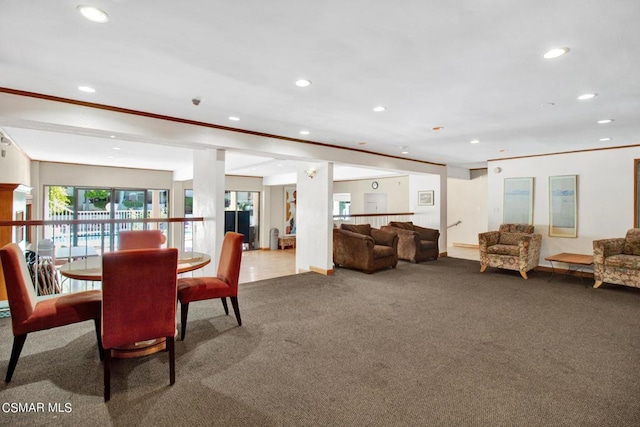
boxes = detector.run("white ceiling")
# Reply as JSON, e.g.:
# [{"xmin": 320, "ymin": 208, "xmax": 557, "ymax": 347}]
[{"xmin": 1, "ymin": 1, "xmax": 639, "ymax": 177}]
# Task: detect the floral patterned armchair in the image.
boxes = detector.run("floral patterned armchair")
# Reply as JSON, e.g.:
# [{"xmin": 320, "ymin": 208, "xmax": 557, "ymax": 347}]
[
  {"xmin": 593, "ymin": 228, "xmax": 640, "ymax": 289},
  {"xmin": 478, "ymin": 224, "xmax": 542, "ymax": 279}
]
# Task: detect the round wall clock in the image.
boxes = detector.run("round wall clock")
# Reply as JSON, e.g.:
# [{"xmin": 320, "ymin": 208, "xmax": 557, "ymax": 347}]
[{"xmin": 371, "ymin": 181, "xmax": 379, "ymax": 189}]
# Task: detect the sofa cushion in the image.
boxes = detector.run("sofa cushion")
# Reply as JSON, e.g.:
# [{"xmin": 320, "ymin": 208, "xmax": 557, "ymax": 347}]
[
  {"xmin": 389, "ymin": 221, "xmax": 414, "ymax": 230},
  {"xmin": 341, "ymin": 224, "xmax": 371, "ymax": 236},
  {"xmin": 604, "ymin": 254, "xmax": 640, "ymax": 270},
  {"xmin": 373, "ymin": 245, "xmax": 395, "ymax": 259},
  {"xmin": 622, "ymin": 229, "xmax": 640, "ymax": 256},
  {"xmin": 499, "ymin": 224, "xmax": 534, "ymax": 233},
  {"xmin": 487, "ymin": 244, "xmax": 519, "ymax": 257},
  {"xmin": 498, "ymin": 232, "xmax": 529, "ymax": 246}
]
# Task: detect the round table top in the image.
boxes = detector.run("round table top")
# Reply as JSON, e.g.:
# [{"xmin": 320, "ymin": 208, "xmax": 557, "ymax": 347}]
[{"xmin": 59, "ymin": 251, "xmax": 211, "ymax": 281}]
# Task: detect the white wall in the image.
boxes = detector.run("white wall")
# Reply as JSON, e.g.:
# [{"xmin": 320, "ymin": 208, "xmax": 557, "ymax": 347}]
[
  {"xmin": 488, "ymin": 147, "xmax": 640, "ymax": 262},
  {"xmin": 0, "ymin": 141, "xmax": 30, "ymax": 185},
  {"xmin": 447, "ymin": 169, "xmax": 488, "ymax": 246},
  {"xmin": 333, "ymin": 175, "xmax": 410, "ymax": 214}
]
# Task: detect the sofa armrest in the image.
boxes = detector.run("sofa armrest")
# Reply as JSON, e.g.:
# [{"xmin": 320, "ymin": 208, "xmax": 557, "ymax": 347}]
[
  {"xmin": 593, "ymin": 238, "xmax": 625, "ymax": 268},
  {"xmin": 413, "ymin": 225, "xmax": 440, "ymax": 242},
  {"xmin": 371, "ymin": 228, "xmax": 398, "ymax": 248}
]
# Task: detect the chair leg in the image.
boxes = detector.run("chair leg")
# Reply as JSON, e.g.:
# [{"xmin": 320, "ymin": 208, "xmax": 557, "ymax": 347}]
[
  {"xmin": 480, "ymin": 265, "xmax": 487, "ymax": 273},
  {"xmin": 167, "ymin": 336, "xmax": 175, "ymax": 385},
  {"xmin": 221, "ymin": 297, "xmax": 229, "ymax": 315},
  {"xmin": 103, "ymin": 349, "xmax": 111, "ymax": 402},
  {"xmin": 94, "ymin": 318, "xmax": 104, "ymax": 361},
  {"xmin": 230, "ymin": 296, "xmax": 242, "ymax": 326},
  {"xmin": 180, "ymin": 303, "xmax": 189, "ymax": 341},
  {"xmin": 520, "ymin": 271, "xmax": 528, "ymax": 280},
  {"xmin": 5, "ymin": 334, "xmax": 27, "ymax": 383}
]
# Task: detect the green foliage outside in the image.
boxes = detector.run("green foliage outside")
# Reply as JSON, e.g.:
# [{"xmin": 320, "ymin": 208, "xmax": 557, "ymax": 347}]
[{"xmin": 49, "ymin": 186, "xmax": 71, "ymax": 213}]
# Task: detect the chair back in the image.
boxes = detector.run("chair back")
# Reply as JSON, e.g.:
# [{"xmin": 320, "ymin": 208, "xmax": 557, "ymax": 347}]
[
  {"xmin": 0, "ymin": 243, "xmax": 38, "ymax": 333},
  {"xmin": 217, "ymin": 232, "xmax": 244, "ymax": 290},
  {"xmin": 101, "ymin": 248, "xmax": 178, "ymax": 349},
  {"xmin": 117, "ymin": 230, "xmax": 166, "ymax": 250},
  {"xmin": 36, "ymin": 239, "xmax": 55, "ymax": 258},
  {"xmin": 499, "ymin": 224, "xmax": 534, "ymax": 234}
]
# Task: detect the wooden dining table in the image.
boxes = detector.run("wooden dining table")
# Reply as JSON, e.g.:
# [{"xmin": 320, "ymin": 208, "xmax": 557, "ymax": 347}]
[
  {"xmin": 59, "ymin": 250, "xmax": 211, "ymax": 358},
  {"xmin": 59, "ymin": 251, "xmax": 211, "ymax": 281}
]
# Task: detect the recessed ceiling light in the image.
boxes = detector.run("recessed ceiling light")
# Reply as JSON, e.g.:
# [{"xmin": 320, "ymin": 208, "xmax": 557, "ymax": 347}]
[
  {"xmin": 112, "ymin": 147, "xmax": 120, "ymax": 150},
  {"xmin": 599, "ymin": 137, "xmax": 612, "ymax": 141},
  {"xmin": 543, "ymin": 47, "xmax": 570, "ymax": 59},
  {"xmin": 277, "ymin": 164, "xmax": 283, "ymax": 167},
  {"xmin": 109, "ymin": 135, "xmax": 116, "ymax": 139},
  {"xmin": 577, "ymin": 93, "xmax": 598, "ymax": 100},
  {"xmin": 78, "ymin": 85, "xmax": 95, "ymax": 93},
  {"xmin": 597, "ymin": 119, "xmax": 614, "ymax": 124},
  {"xmin": 299, "ymin": 130, "xmax": 310, "ymax": 135},
  {"xmin": 229, "ymin": 116, "xmax": 240, "ymax": 121},
  {"xmin": 373, "ymin": 106, "xmax": 387, "ymax": 112},
  {"xmin": 295, "ymin": 79, "xmax": 311, "ymax": 87},
  {"xmin": 77, "ymin": 5, "xmax": 110, "ymax": 23},
  {"xmin": 470, "ymin": 139, "xmax": 480, "ymax": 144}
]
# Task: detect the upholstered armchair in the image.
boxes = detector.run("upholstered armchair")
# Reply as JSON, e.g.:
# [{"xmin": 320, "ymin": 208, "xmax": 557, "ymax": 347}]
[
  {"xmin": 381, "ymin": 221, "xmax": 439, "ymax": 263},
  {"xmin": 593, "ymin": 228, "xmax": 640, "ymax": 289},
  {"xmin": 478, "ymin": 224, "xmax": 542, "ymax": 279},
  {"xmin": 333, "ymin": 224, "xmax": 398, "ymax": 273}
]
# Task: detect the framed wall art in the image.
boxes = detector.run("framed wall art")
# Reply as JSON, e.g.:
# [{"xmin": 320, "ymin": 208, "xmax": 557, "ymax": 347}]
[
  {"xmin": 503, "ymin": 177, "xmax": 534, "ymax": 224},
  {"xmin": 284, "ymin": 186, "xmax": 297, "ymax": 235},
  {"xmin": 418, "ymin": 190, "xmax": 434, "ymax": 206},
  {"xmin": 549, "ymin": 175, "xmax": 577, "ymax": 238}
]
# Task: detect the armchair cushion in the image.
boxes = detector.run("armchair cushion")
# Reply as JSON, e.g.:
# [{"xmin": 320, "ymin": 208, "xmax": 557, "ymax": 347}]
[
  {"xmin": 340, "ymin": 223, "xmax": 371, "ymax": 236},
  {"xmin": 500, "ymin": 224, "xmax": 535, "ymax": 233},
  {"xmin": 389, "ymin": 221, "xmax": 414, "ymax": 230},
  {"xmin": 604, "ymin": 254, "xmax": 640, "ymax": 270},
  {"xmin": 498, "ymin": 232, "xmax": 530, "ymax": 246}
]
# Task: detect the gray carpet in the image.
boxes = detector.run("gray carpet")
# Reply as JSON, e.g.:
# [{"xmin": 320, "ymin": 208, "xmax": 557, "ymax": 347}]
[{"xmin": 1, "ymin": 257, "xmax": 639, "ymax": 426}]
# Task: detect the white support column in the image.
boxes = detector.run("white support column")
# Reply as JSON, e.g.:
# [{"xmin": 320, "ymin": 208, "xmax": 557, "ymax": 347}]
[
  {"xmin": 192, "ymin": 149, "xmax": 225, "ymax": 275},
  {"xmin": 296, "ymin": 162, "xmax": 333, "ymax": 274}
]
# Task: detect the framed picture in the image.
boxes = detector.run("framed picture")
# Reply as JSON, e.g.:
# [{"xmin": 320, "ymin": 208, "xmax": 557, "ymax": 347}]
[
  {"xmin": 503, "ymin": 177, "xmax": 534, "ymax": 224},
  {"xmin": 284, "ymin": 186, "xmax": 297, "ymax": 235},
  {"xmin": 15, "ymin": 211, "xmax": 24, "ymax": 243},
  {"xmin": 418, "ymin": 190, "xmax": 434, "ymax": 206},
  {"xmin": 549, "ymin": 175, "xmax": 577, "ymax": 238}
]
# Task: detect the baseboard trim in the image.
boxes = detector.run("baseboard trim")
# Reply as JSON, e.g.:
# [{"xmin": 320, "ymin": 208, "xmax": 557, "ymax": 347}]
[
  {"xmin": 452, "ymin": 243, "xmax": 479, "ymax": 249},
  {"xmin": 309, "ymin": 266, "xmax": 334, "ymax": 275}
]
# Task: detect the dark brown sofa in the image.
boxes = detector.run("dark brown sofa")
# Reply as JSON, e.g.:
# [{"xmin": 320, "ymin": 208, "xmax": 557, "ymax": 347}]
[
  {"xmin": 333, "ymin": 224, "xmax": 398, "ymax": 273},
  {"xmin": 380, "ymin": 221, "xmax": 439, "ymax": 263}
]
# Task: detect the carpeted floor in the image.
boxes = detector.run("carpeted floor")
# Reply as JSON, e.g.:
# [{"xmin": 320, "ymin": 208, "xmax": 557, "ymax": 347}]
[{"xmin": 1, "ymin": 257, "xmax": 639, "ymax": 426}]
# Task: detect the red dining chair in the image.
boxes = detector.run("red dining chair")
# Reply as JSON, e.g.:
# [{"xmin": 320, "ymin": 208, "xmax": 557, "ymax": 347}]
[
  {"xmin": 117, "ymin": 230, "xmax": 166, "ymax": 250},
  {"xmin": 101, "ymin": 247, "xmax": 178, "ymax": 401},
  {"xmin": 0, "ymin": 242, "xmax": 103, "ymax": 383},
  {"xmin": 177, "ymin": 232, "xmax": 244, "ymax": 340}
]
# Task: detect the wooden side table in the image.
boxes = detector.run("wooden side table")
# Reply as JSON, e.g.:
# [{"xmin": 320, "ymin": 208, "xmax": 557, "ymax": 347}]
[
  {"xmin": 279, "ymin": 236, "xmax": 296, "ymax": 250},
  {"xmin": 544, "ymin": 252, "xmax": 593, "ymax": 283}
]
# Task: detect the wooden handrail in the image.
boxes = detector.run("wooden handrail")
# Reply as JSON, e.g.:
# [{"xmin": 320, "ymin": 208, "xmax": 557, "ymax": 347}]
[
  {"xmin": 332, "ymin": 212, "xmax": 413, "ymax": 218},
  {"xmin": 0, "ymin": 217, "xmax": 204, "ymax": 227}
]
